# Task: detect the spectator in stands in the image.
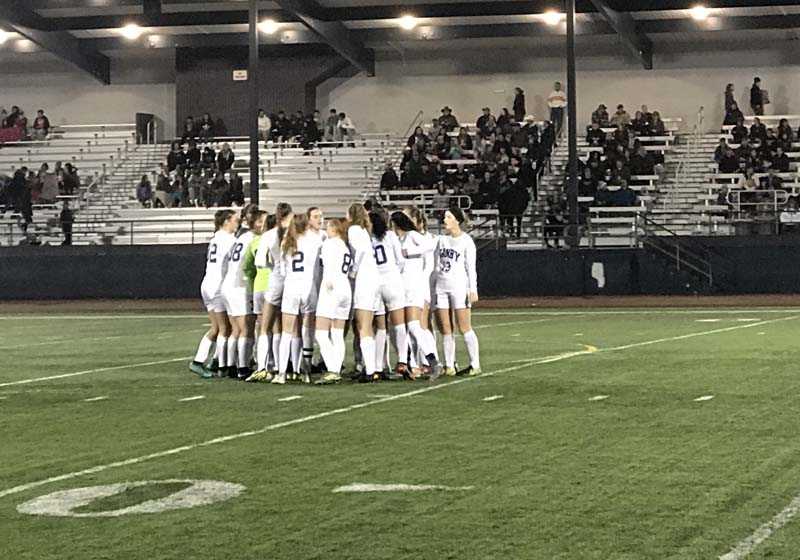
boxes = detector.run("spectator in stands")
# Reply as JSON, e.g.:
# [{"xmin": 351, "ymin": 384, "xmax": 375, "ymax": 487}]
[
  {"xmin": 301, "ymin": 112, "xmax": 322, "ymax": 149},
  {"xmin": 258, "ymin": 109, "xmax": 271, "ymax": 141},
  {"xmin": 714, "ymin": 138, "xmax": 729, "ymax": 164},
  {"xmin": 723, "ymin": 102, "xmax": 744, "ymax": 127},
  {"xmin": 612, "ymin": 180, "xmax": 638, "ymax": 206},
  {"xmin": 631, "ymin": 111, "xmax": 649, "ymax": 137},
  {"xmin": 154, "ymin": 168, "xmax": 171, "ymax": 208},
  {"xmin": 607, "ymin": 142, "xmax": 629, "ymax": 171},
  {"xmin": 186, "ymin": 140, "xmax": 201, "ymax": 169},
  {"xmin": 198, "ymin": 113, "xmax": 215, "ymax": 140},
  {"xmin": 610, "ymin": 104, "xmax": 630, "ymax": 128},
  {"xmin": 438, "ymin": 107, "xmax": 459, "ymax": 132},
  {"xmin": 773, "ymin": 146, "xmax": 791, "ymax": 172},
  {"xmin": 324, "ymin": 109, "xmax": 338, "ymax": 142},
  {"xmin": 456, "ymin": 127, "xmax": 473, "ymax": 152},
  {"xmin": 610, "ymin": 123, "xmax": 630, "ymax": 151},
  {"xmin": 777, "ymin": 119, "xmax": 794, "ymax": 143},
  {"xmin": 338, "ymin": 113, "xmax": 356, "ymax": 147},
  {"xmin": 513, "ymin": 88, "xmax": 526, "ymax": 123},
  {"xmin": 5, "ymin": 106, "xmax": 20, "ymax": 128},
  {"xmin": 433, "ymin": 134, "xmax": 451, "ymax": 160},
  {"xmin": 750, "ymin": 77, "xmax": 764, "ymax": 116},
  {"xmin": 749, "ymin": 117, "xmax": 767, "ymax": 144},
  {"xmin": 476, "ymin": 107, "xmax": 496, "ymax": 138},
  {"xmin": 431, "ymin": 182, "xmax": 449, "ymax": 221},
  {"xmin": 201, "ymin": 145, "xmax": 216, "ymax": 169},
  {"xmin": 578, "ymin": 167, "xmax": 598, "ymax": 197},
  {"xmin": 170, "ymin": 175, "xmax": 184, "ymax": 207},
  {"xmin": 217, "ymin": 143, "xmax": 235, "ymax": 173},
  {"xmin": 380, "ymin": 161, "xmax": 399, "ymax": 190},
  {"xmin": 717, "ymin": 145, "xmax": 739, "ymax": 173},
  {"xmin": 136, "ymin": 175, "xmax": 152, "ymax": 207},
  {"xmin": 28, "ymin": 170, "xmax": 41, "ymax": 203},
  {"xmin": 59, "ymin": 201, "xmax": 73, "ymax": 245},
  {"xmin": 737, "ymin": 167, "xmax": 758, "ymax": 191},
  {"xmin": 591, "ymin": 104, "xmax": 609, "ymax": 127},
  {"xmin": 61, "ymin": 163, "xmax": 79, "ymax": 195},
  {"xmin": 181, "ymin": 117, "xmax": 196, "ymax": 143},
  {"xmin": 607, "ymin": 159, "xmax": 631, "ymax": 186},
  {"xmin": 229, "ymin": 171, "xmax": 245, "ymax": 206},
  {"xmin": 731, "ymin": 117, "xmax": 749, "ymax": 144},
  {"xmin": 167, "ymin": 141, "xmax": 186, "ymax": 173},
  {"xmin": 544, "ymin": 198, "xmax": 566, "ymax": 248},
  {"xmin": 584, "ymin": 150, "xmax": 606, "ymax": 181},
  {"xmin": 38, "ymin": 163, "xmax": 58, "ymax": 204},
  {"xmin": 187, "ymin": 169, "xmax": 203, "ymax": 206},
  {"xmin": 650, "ymin": 112, "xmax": 666, "ymax": 137},
  {"xmin": 210, "ymin": 171, "xmax": 230, "ymax": 206},
  {"xmin": 630, "ymin": 145, "xmax": 655, "ymax": 176},
  {"xmin": 724, "ymin": 83, "xmax": 736, "ymax": 114},
  {"xmin": 408, "ymin": 126, "xmax": 429, "ymax": 151},
  {"xmin": 761, "ymin": 167, "xmax": 784, "ymax": 191},
  {"xmin": 497, "ymin": 108, "xmax": 514, "ymax": 134},
  {"xmin": 477, "ymin": 171, "xmax": 498, "ymax": 209},
  {"xmin": 586, "ymin": 121, "xmax": 606, "ymax": 147},
  {"xmin": 499, "ymin": 175, "xmax": 529, "ymax": 238},
  {"xmin": 32, "ymin": 110, "xmax": 50, "ymax": 141},
  {"xmin": 547, "ymin": 82, "xmax": 567, "ymax": 140}
]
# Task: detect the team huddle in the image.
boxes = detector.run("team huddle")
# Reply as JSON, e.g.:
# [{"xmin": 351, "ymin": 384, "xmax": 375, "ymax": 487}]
[{"xmin": 189, "ymin": 201, "xmax": 481, "ymax": 384}]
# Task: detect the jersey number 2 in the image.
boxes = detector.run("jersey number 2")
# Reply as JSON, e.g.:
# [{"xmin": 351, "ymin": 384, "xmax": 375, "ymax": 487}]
[{"xmin": 292, "ymin": 251, "xmax": 305, "ymax": 272}]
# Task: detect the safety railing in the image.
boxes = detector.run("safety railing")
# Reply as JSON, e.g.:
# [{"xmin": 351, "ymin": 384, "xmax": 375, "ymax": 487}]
[{"xmin": 726, "ymin": 189, "xmax": 789, "ymax": 221}]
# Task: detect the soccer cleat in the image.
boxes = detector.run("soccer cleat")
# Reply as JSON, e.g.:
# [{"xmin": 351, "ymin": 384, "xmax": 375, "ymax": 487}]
[
  {"xmin": 237, "ymin": 367, "xmax": 252, "ymax": 380},
  {"xmin": 444, "ymin": 367, "xmax": 457, "ymax": 377},
  {"xmin": 270, "ymin": 373, "xmax": 287, "ymax": 385},
  {"xmin": 429, "ymin": 362, "xmax": 443, "ymax": 380},
  {"xmin": 315, "ymin": 372, "xmax": 342, "ymax": 385},
  {"xmin": 189, "ymin": 361, "xmax": 212, "ymax": 379},
  {"xmin": 301, "ymin": 373, "xmax": 311, "ymax": 384},
  {"xmin": 246, "ymin": 370, "xmax": 268, "ymax": 382},
  {"xmin": 357, "ymin": 372, "xmax": 381, "ymax": 384},
  {"xmin": 467, "ymin": 366, "xmax": 482, "ymax": 377}
]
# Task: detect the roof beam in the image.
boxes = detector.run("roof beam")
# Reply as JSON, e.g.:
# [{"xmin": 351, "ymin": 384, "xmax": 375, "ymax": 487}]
[
  {"xmin": 272, "ymin": 0, "xmax": 375, "ymax": 75},
  {"xmin": 42, "ymin": 11, "xmax": 291, "ymax": 31},
  {"xmin": 588, "ymin": 0, "xmax": 653, "ymax": 69},
  {"xmin": 0, "ymin": 0, "xmax": 110, "ymax": 84}
]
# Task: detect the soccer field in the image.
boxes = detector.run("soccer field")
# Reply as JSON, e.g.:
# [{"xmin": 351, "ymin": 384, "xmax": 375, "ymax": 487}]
[{"xmin": 5, "ymin": 307, "xmax": 800, "ymax": 559}]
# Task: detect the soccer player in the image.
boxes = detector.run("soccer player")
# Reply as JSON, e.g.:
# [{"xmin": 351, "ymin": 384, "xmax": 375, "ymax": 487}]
[
  {"xmin": 391, "ymin": 210, "xmax": 441, "ymax": 379},
  {"xmin": 249, "ymin": 203, "xmax": 293, "ymax": 382},
  {"xmin": 314, "ymin": 218, "xmax": 352, "ymax": 384},
  {"xmin": 433, "ymin": 206, "xmax": 480, "ymax": 379},
  {"xmin": 271, "ymin": 213, "xmax": 323, "ymax": 385},
  {"xmin": 405, "ymin": 206, "xmax": 438, "ymax": 376},
  {"xmin": 304, "ymin": 206, "xmax": 326, "ymax": 372},
  {"xmin": 347, "ymin": 203, "xmax": 381, "ymax": 383},
  {"xmin": 245, "ymin": 212, "xmax": 273, "ymax": 376},
  {"xmin": 369, "ymin": 210, "xmax": 408, "ymax": 377},
  {"xmin": 190, "ymin": 209, "xmax": 239, "ymax": 378}
]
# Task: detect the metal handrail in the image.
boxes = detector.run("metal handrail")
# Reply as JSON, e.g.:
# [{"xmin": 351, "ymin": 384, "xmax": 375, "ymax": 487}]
[{"xmin": 726, "ymin": 189, "xmax": 789, "ymax": 220}]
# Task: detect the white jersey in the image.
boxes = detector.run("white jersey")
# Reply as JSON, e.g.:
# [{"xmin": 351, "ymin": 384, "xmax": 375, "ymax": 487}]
[
  {"xmin": 435, "ymin": 232, "xmax": 478, "ymax": 294},
  {"xmin": 320, "ymin": 237, "xmax": 352, "ymax": 293},
  {"xmin": 221, "ymin": 229, "xmax": 255, "ymax": 291},
  {"xmin": 423, "ymin": 232, "xmax": 436, "ymax": 278},
  {"xmin": 399, "ymin": 230, "xmax": 435, "ymax": 280},
  {"xmin": 372, "ymin": 231, "xmax": 404, "ymax": 278},
  {"xmin": 281, "ymin": 232, "xmax": 323, "ymax": 295},
  {"xmin": 348, "ymin": 225, "xmax": 378, "ymax": 280},
  {"xmin": 202, "ymin": 230, "xmax": 236, "ymax": 295},
  {"xmin": 255, "ymin": 227, "xmax": 283, "ymax": 276}
]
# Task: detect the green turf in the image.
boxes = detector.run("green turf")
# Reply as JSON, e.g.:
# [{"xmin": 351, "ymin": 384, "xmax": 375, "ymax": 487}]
[{"xmin": 3, "ymin": 308, "xmax": 800, "ymax": 559}]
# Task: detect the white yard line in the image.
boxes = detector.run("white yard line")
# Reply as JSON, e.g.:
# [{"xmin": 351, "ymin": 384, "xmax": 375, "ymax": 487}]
[
  {"xmin": 333, "ymin": 483, "xmax": 474, "ymax": 493},
  {"xmin": 473, "ymin": 318, "xmax": 554, "ymax": 330},
  {"xmin": 0, "ymin": 329, "xmax": 205, "ymax": 352},
  {"xmin": 277, "ymin": 395, "xmax": 303, "ymax": 402},
  {"xmin": 720, "ymin": 496, "xmax": 800, "ymax": 560},
  {"xmin": 2, "ymin": 315, "xmax": 796, "ymax": 502},
  {"xmin": 178, "ymin": 396, "xmax": 205, "ymax": 402},
  {"xmin": 589, "ymin": 395, "xmax": 610, "ymax": 401},
  {"xmin": 0, "ymin": 315, "xmax": 205, "ymax": 321},
  {"xmin": 482, "ymin": 395, "xmax": 504, "ymax": 402},
  {"xmin": 83, "ymin": 396, "xmax": 109, "ymax": 402},
  {"xmin": 0, "ymin": 356, "xmax": 192, "ymax": 388},
  {"xmin": 693, "ymin": 395, "xmax": 715, "ymax": 402}
]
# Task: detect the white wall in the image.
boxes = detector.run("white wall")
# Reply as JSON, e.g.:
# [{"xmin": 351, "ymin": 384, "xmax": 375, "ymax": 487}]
[
  {"xmin": 320, "ymin": 40, "xmax": 800, "ymax": 134},
  {"xmin": 0, "ymin": 51, "xmax": 177, "ymax": 138}
]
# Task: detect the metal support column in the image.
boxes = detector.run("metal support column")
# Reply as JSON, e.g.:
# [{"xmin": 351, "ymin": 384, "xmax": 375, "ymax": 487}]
[
  {"xmin": 565, "ymin": 0, "xmax": 579, "ymax": 247},
  {"xmin": 248, "ymin": 0, "xmax": 260, "ymax": 205}
]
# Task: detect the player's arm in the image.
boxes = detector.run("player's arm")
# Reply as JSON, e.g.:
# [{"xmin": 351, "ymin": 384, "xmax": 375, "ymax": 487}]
[
  {"xmin": 243, "ymin": 237, "xmax": 258, "ymax": 281},
  {"xmin": 254, "ymin": 234, "xmax": 269, "ymax": 268},
  {"xmin": 465, "ymin": 236, "xmax": 478, "ymax": 302}
]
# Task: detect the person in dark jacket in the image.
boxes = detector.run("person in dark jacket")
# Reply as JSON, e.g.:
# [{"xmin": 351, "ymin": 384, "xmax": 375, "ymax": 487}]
[
  {"xmin": 186, "ymin": 140, "xmax": 201, "ymax": 169},
  {"xmin": 438, "ymin": 107, "xmax": 459, "ymax": 132},
  {"xmin": 380, "ymin": 162, "xmax": 399, "ymax": 190},
  {"xmin": 723, "ymin": 102, "xmax": 744, "ymax": 127},
  {"xmin": 731, "ymin": 117, "xmax": 749, "ymax": 144},
  {"xmin": 217, "ymin": 143, "xmax": 235, "ymax": 173},
  {"xmin": 166, "ymin": 142, "xmax": 186, "ymax": 173},
  {"xmin": 513, "ymin": 88, "xmax": 526, "ymax": 123},
  {"xmin": 32, "ymin": 109, "xmax": 50, "ymax": 141},
  {"xmin": 724, "ymin": 83, "xmax": 735, "ymax": 114},
  {"xmin": 59, "ymin": 200, "xmax": 74, "ymax": 245},
  {"xmin": 498, "ymin": 177, "xmax": 529, "ymax": 238},
  {"xmin": 773, "ymin": 146, "xmax": 791, "ymax": 172},
  {"xmin": 586, "ymin": 121, "xmax": 606, "ymax": 147},
  {"xmin": 229, "ymin": 171, "xmax": 245, "ymax": 206},
  {"xmin": 750, "ymin": 77, "xmax": 764, "ymax": 116},
  {"xmin": 476, "ymin": 107, "xmax": 496, "ymax": 138}
]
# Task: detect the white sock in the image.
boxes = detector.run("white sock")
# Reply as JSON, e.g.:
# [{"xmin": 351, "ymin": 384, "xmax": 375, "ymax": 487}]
[
  {"xmin": 215, "ymin": 335, "xmax": 226, "ymax": 366},
  {"xmin": 360, "ymin": 336, "xmax": 376, "ymax": 374},
  {"xmin": 392, "ymin": 324, "xmax": 408, "ymax": 365},
  {"xmin": 270, "ymin": 333, "xmax": 280, "ymax": 371},
  {"xmin": 315, "ymin": 330, "xmax": 336, "ymax": 373},
  {"xmin": 194, "ymin": 335, "xmax": 214, "ymax": 363},
  {"xmin": 374, "ymin": 329, "xmax": 387, "ymax": 372},
  {"xmin": 291, "ymin": 336, "xmax": 302, "ymax": 372},
  {"xmin": 264, "ymin": 333, "xmax": 278, "ymax": 371},
  {"xmin": 256, "ymin": 334, "xmax": 269, "ymax": 372},
  {"xmin": 463, "ymin": 330, "xmax": 481, "ymax": 369},
  {"xmin": 443, "ymin": 334, "xmax": 456, "ymax": 368},
  {"xmin": 408, "ymin": 337, "xmax": 419, "ymax": 369},
  {"xmin": 237, "ymin": 337, "xmax": 249, "ymax": 369},
  {"xmin": 353, "ymin": 332, "xmax": 362, "ymax": 368},
  {"xmin": 408, "ymin": 321, "xmax": 436, "ymax": 361},
  {"xmin": 330, "ymin": 328, "xmax": 345, "ymax": 373},
  {"xmin": 278, "ymin": 334, "xmax": 292, "ymax": 374},
  {"xmin": 226, "ymin": 336, "xmax": 238, "ymax": 368}
]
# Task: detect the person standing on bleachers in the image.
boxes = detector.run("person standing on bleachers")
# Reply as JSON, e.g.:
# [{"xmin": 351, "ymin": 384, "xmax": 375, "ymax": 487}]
[
  {"xmin": 513, "ymin": 88, "xmax": 526, "ymax": 123},
  {"xmin": 167, "ymin": 142, "xmax": 186, "ymax": 173},
  {"xmin": 723, "ymin": 102, "xmax": 744, "ymax": 127},
  {"xmin": 750, "ymin": 77, "xmax": 764, "ymax": 116},
  {"xmin": 32, "ymin": 110, "xmax": 50, "ymax": 141},
  {"xmin": 59, "ymin": 201, "xmax": 73, "ymax": 246},
  {"xmin": 136, "ymin": 175, "xmax": 153, "ymax": 208},
  {"xmin": 547, "ymin": 82, "xmax": 567, "ymax": 141}
]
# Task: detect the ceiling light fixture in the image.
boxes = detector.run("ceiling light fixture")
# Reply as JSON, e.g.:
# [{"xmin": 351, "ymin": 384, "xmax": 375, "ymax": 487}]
[
  {"xmin": 398, "ymin": 15, "xmax": 417, "ymax": 31},
  {"xmin": 119, "ymin": 23, "xmax": 143, "ymax": 40},
  {"xmin": 259, "ymin": 19, "xmax": 279, "ymax": 34},
  {"xmin": 543, "ymin": 10, "xmax": 564, "ymax": 26},
  {"xmin": 0, "ymin": 30, "xmax": 8, "ymax": 45},
  {"xmin": 690, "ymin": 5, "xmax": 709, "ymax": 21}
]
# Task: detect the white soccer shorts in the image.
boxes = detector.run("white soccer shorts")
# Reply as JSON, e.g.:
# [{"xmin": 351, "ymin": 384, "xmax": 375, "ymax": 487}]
[
  {"xmin": 223, "ymin": 287, "xmax": 253, "ymax": 317},
  {"xmin": 435, "ymin": 287, "xmax": 470, "ymax": 310}
]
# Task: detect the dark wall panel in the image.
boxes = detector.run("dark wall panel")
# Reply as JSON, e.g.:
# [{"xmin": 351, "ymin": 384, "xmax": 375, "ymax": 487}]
[{"xmin": 175, "ymin": 47, "xmax": 341, "ymax": 137}]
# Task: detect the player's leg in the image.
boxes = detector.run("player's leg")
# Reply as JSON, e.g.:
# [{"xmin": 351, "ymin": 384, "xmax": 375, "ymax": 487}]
[
  {"xmin": 273, "ymin": 312, "xmax": 297, "ymax": 384},
  {"xmin": 455, "ymin": 305, "xmax": 480, "ymax": 375},
  {"xmin": 354, "ymin": 308, "xmax": 377, "ymax": 381},
  {"xmin": 214, "ymin": 311, "xmax": 231, "ymax": 378},
  {"xmin": 374, "ymin": 313, "xmax": 388, "ymax": 377},
  {"xmin": 314, "ymin": 316, "xmax": 338, "ymax": 384},
  {"xmin": 405, "ymin": 305, "xmax": 440, "ymax": 379},
  {"xmin": 190, "ymin": 310, "xmax": 218, "ymax": 377},
  {"xmin": 226, "ymin": 315, "xmax": 243, "ymax": 379},
  {"xmin": 435, "ymin": 293, "xmax": 456, "ymax": 378},
  {"xmin": 301, "ymin": 311, "xmax": 315, "ymax": 379}
]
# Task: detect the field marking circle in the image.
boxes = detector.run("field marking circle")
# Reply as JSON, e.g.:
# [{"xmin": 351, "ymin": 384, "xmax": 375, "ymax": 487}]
[{"xmin": 17, "ymin": 479, "xmax": 245, "ymax": 518}]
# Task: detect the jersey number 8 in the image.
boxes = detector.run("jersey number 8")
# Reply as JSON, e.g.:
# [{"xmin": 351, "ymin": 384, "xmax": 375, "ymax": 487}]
[
  {"xmin": 341, "ymin": 253, "xmax": 352, "ymax": 274},
  {"xmin": 292, "ymin": 251, "xmax": 305, "ymax": 272},
  {"xmin": 230, "ymin": 243, "xmax": 244, "ymax": 263}
]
